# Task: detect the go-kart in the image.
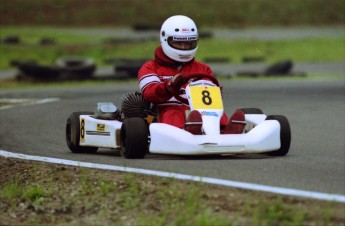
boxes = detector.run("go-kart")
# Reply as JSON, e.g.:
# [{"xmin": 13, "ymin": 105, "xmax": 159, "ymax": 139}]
[{"xmin": 66, "ymin": 73, "xmax": 291, "ymax": 159}]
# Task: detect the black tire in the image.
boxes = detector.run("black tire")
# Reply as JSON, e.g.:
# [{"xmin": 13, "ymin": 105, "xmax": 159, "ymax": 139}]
[
  {"xmin": 264, "ymin": 60, "xmax": 293, "ymax": 76},
  {"xmin": 240, "ymin": 108, "xmax": 264, "ymax": 114},
  {"xmin": 2, "ymin": 36, "xmax": 20, "ymax": 45},
  {"xmin": 121, "ymin": 117, "xmax": 149, "ymax": 159},
  {"xmin": 199, "ymin": 31, "xmax": 214, "ymax": 38},
  {"xmin": 242, "ymin": 56, "xmax": 265, "ymax": 63},
  {"xmin": 115, "ymin": 59, "xmax": 147, "ymax": 78},
  {"xmin": 236, "ymin": 71, "xmax": 260, "ymax": 78},
  {"xmin": 17, "ymin": 62, "xmax": 61, "ymax": 81},
  {"xmin": 203, "ymin": 57, "xmax": 230, "ymax": 63},
  {"xmin": 133, "ymin": 24, "xmax": 160, "ymax": 31},
  {"xmin": 39, "ymin": 37, "xmax": 56, "ymax": 46},
  {"xmin": 66, "ymin": 111, "xmax": 98, "ymax": 153},
  {"xmin": 56, "ymin": 57, "xmax": 96, "ymax": 80},
  {"xmin": 266, "ymin": 115, "xmax": 291, "ymax": 156}
]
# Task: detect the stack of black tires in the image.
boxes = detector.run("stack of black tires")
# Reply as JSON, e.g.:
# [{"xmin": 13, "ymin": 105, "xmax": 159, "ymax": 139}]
[{"xmin": 13, "ymin": 57, "xmax": 96, "ymax": 81}]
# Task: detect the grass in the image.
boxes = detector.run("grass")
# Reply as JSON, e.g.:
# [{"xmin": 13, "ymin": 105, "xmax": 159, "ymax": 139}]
[
  {"xmin": 1, "ymin": 73, "xmax": 344, "ymax": 91},
  {"xmin": 198, "ymin": 37, "xmax": 345, "ymax": 62},
  {"xmin": 251, "ymin": 198, "xmax": 305, "ymax": 226},
  {"xmin": 1, "ymin": 0, "xmax": 344, "ymax": 27},
  {"xmin": 0, "ymin": 77, "xmax": 137, "ymax": 89},
  {"xmin": 1, "ymin": 157, "xmax": 344, "ymax": 225},
  {"xmin": 0, "ymin": 26, "xmax": 344, "ymax": 70},
  {"xmin": 1, "ymin": 182, "xmax": 47, "ymax": 204}
]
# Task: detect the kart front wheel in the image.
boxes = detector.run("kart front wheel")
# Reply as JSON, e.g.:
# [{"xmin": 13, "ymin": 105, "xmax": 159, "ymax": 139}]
[
  {"xmin": 66, "ymin": 111, "xmax": 98, "ymax": 153},
  {"xmin": 121, "ymin": 117, "xmax": 149, "ymax": 159},
  {"xmin": 266, "ymin": 115, "xmax": 291, "ymax": 156}
]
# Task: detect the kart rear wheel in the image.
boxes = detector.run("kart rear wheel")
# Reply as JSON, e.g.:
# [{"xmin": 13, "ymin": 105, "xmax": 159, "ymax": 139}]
[
  {"xmin": 240, "ymin": 108, "xmax": 264, "ymax": 114},
  {"xmin": 66, "ymin": 111, "xmax": 98, "ymax": 153},
  {"xmin": 121, "ymin": 117, "xmax": 149, "ymax": 159},
  {"xmin": 265, "ymin": 115, "xmax": 291, "ymax": 156}
]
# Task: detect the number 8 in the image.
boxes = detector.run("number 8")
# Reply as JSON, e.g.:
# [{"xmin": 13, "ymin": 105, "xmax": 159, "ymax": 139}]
[{"xmin": 202, "ymin": 90, "xmax": 212, "ymax": 105}]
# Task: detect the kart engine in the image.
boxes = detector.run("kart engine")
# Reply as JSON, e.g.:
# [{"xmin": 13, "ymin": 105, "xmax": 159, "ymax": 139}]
[{"xmin": 121, "ymin": 92, "xmax": 156, "ymax": 122}]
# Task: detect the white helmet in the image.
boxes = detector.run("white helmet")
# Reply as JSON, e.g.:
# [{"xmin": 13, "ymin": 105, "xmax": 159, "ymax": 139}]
[{"xmin": 160, "ymin": 15, "xmax": 198, "ymax": 62}]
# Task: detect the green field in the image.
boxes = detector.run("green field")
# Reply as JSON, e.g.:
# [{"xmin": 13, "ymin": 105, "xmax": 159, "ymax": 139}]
[
  {"xmin": 1, "ymin": 0, "xmax": 344, "ymax": 27},
  {"xmin": 1, "ymin": 0, "xmax": 344, "ymax": 70},
  {"xmin": 0, "ymin": 26, "xmax": 344, "ymax": 70}
]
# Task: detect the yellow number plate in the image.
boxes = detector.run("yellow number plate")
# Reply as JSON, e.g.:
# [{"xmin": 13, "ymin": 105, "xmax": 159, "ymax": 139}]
[{"xmin": 189, "ymin": 86, "xmax": 223, "ymax": 109}]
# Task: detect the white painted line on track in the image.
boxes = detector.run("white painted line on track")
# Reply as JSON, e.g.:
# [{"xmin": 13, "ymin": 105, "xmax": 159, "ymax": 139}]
[
  {"xmin": 0, "ymin": 98, "xmax": 60, "ymax": 110},
  {"xmin": 1, "ymin": 150, "xmax": 345, "ymax": 203}
]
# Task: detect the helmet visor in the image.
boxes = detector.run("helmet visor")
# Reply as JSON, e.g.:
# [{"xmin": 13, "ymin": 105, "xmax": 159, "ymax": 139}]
[{"xmin": 168, "ymin": 36, "xmax": 198, "ymax": 50}]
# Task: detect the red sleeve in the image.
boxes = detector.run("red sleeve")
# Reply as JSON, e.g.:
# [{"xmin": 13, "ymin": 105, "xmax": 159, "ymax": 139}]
[{"xmin": 138, "ymin": 61, "xmax": 173, "ymax": 104}]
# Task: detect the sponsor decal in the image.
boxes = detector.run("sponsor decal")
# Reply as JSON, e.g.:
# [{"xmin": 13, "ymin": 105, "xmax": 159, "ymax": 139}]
[
  {"xmin": 86, "ymin": 131, "xmax": 111, "ymax": 136},
  {"xmin": 97, "ymin": 123, "xmax": 105, "ymax": 132},
  {"xmin": 189, "ymin": 81, "xmax": 216, "ymax": 87},
  {"xmin": 80, "ymin": 118, "xmax": 85, "ymax": 143},
  {"xmin": 173, "ymin": 35, "xmax": 198, "ymax": 41},
  {"xmin": 200, "ymin": 111, "xmax": 219, "ymax": 117},
  {"xmin": 161, "ymin": 75, "xmax": 173, "ymax": 81}
]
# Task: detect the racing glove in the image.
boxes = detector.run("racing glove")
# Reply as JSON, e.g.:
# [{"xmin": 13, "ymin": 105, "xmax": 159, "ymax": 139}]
[{"xmin": 165, "ymin": 73, "xmax": 186, "ymax": 93}]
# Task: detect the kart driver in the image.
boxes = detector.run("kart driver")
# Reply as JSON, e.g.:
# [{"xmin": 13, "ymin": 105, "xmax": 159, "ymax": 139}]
[{"xmin": 138, "ymin": 15, "xmax": 245, "ymax": 134}]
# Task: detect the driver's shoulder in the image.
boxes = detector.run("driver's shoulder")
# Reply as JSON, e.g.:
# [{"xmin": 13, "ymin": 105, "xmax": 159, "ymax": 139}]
[
  {"xmin": 139, "ymin": 60, "xmax": 157, "ymax": 72},
  {"xmin": 189, "ymin": 60, "xmax": 212, "ymax": 72}
]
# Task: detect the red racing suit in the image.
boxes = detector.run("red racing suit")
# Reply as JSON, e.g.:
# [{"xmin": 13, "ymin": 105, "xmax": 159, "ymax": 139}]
[{"xmin": 138, "ymin": 46, "xmax": 228, "ymax": 129}]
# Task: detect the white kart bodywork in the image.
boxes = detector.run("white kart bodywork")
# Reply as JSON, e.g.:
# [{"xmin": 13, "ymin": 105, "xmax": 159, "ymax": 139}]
[
  {"xmin": 79, "ymin": 113, "xmax": 280, "ymax": 155},
  {"xmin": 79, "ymin": 80, "xmax": 284, "ymax": 155},
  {"xmin": 80, "ymin": 115, "xmax": 122, "ymax": 148},
  {"xmin": 149, "ymin": 115, "xmax": 280, "ymax": 155}
]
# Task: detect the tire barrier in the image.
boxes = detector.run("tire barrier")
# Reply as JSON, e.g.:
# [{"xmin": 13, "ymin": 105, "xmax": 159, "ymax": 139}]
[
  {"xmin": 203, "ymin": 57, "xmax": 230, "ymax": 63},
  {"xmin": 39, "ymin": 38, "xmax": 56, "ymax": 46},
  {"xmin": 263, "ymin": 60, "xmax": 293, "ymax": 76},
  {"xmin": 15, "ymin": 61, "xmax": 61, "ymax": 81},
  {"xmin": 1, "ymin": 36, "xmax": 20, "ymax": 45},
  {"xmin": 55, "ymin": 57, "xmax": 96, "ymax": 80},
  {"xmin": 199, "ymin": 31, "xmax": 213, "ymax": 38},
  {"xmin": 236, "ymin": 60, "xmax": 306, "ymax": 77},
  {"xmin": 12, "ymin": 57, "xmax": 96, "ymax": 81},
  {"xmin": 114, "ymin": 58, "xmax": 148, "ymax": 79},
  {"xmin": 242, "ymin": 56, "xmax": 266, "ymax": 63},
  {"xmin": 133, "ymin": 24, "xmax": 160, "ymax": 31}
]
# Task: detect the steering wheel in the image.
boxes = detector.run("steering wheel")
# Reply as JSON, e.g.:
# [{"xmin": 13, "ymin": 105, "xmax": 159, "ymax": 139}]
[{"xmin": 172, "ymin": 73, "xmax": 219, "ymax": 105}]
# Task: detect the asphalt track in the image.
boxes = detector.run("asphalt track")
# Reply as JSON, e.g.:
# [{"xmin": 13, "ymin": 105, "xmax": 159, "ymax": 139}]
[{"xmin": 0, "ymin": 78, "xmax": 344, "ymax": 197}]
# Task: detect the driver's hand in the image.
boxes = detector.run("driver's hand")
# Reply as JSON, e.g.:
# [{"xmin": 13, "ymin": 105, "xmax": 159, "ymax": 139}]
[{"xmin": 165, "ymin": 73, "xmax": 185, "ymax": 93}]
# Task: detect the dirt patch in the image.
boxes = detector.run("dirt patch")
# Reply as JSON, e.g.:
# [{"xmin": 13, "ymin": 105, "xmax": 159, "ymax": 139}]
[{"xmin": 0, "ymin": 157, "xmax": 344, "ymax": 225}]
